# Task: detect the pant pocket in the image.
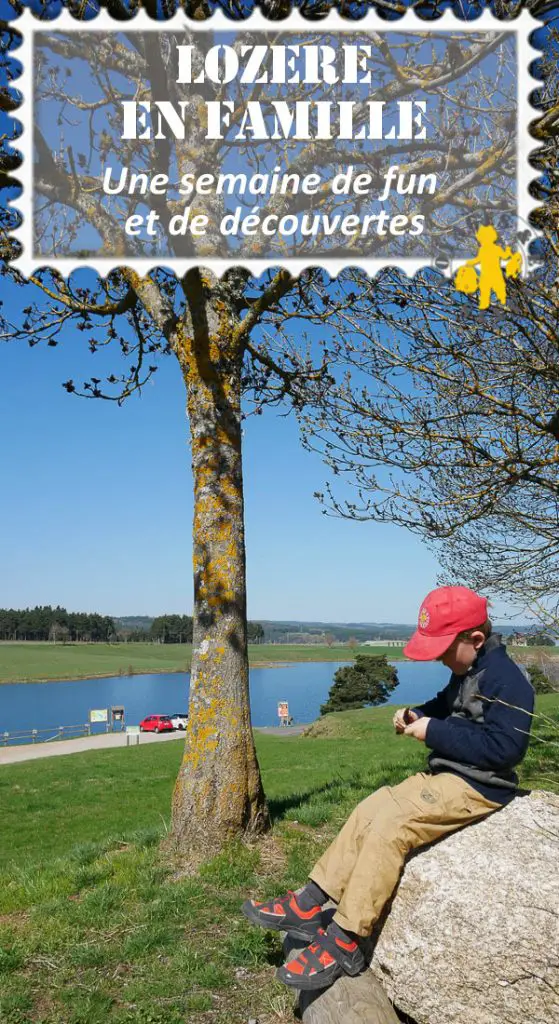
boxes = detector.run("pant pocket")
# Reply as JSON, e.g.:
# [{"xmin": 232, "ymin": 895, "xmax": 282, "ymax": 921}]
[{"xmin": 430, "ymin": 775, "xmax": 478, "ymax": 820}]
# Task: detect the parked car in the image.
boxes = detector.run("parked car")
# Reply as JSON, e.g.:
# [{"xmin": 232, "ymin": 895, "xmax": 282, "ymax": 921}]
[
  {"xmin": 169, "ymin": 713, "xmax": 188, "ymax": 731},
  {"xmin": 139, "ymin": 714, "xmax": 174, "ymax": 734}
]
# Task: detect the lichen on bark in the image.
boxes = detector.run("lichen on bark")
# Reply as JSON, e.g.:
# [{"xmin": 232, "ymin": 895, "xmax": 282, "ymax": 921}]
[{"xmin": 170, "ymin": 271, "xmax": 269, "ymax": 853}]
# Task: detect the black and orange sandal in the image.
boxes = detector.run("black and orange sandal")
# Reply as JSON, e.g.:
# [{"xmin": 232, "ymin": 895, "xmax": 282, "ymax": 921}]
[
  {"xmin": 241, "ymin": 890, "xmax": 324, "ymax": 941},
  {"xmin": 276, "ymin": 926, "xmax": 366, "ymax": 991}
]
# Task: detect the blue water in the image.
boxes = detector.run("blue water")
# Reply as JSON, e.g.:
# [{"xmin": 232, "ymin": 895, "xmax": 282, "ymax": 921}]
[{"xmin": 0, "ymin": 660, "xmax": 450, "ymax": 736}]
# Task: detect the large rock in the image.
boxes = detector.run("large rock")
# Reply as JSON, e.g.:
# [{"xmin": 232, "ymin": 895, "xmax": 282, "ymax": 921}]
[
  {"xmin": 370, "ymin": 790, "xmax": 559, "ymax": 1024},
  {"xmin": 297, "ymin": 969, "xmax": 400, "ymax": 1024}
]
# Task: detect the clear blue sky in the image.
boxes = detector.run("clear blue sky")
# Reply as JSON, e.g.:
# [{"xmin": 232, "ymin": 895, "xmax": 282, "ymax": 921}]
[
  {"xmin": 0, "ymin": 323, "xmax": 437, "ymax": 622},
  {"xmin": 0, "ymin": 307, "xmax": 520, "ymax": 625}
]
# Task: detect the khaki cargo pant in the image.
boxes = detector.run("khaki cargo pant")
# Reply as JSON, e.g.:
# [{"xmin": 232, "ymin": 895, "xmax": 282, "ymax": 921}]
[{"xmin": 309, "ymin": 771, "xmax": 502, "ymax": 937}]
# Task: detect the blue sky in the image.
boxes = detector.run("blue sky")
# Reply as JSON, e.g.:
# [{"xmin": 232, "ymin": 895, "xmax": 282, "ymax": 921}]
[
  {"xmin": 0, "ymin": 324, "xmax": 447, "ymax": 622},
  {"xmin": 1, "ymin": 0, "xmax": 546, "ymax": 625}
]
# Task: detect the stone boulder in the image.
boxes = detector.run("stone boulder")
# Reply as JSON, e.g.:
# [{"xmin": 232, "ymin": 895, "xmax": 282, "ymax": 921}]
[
  {"xmin": 283, "ymin": 928, "xmax": 400, "ymax": 1024},
  {"xmin": 370, "ymin": 790, "xmax": 559, "ymax": 1024}
]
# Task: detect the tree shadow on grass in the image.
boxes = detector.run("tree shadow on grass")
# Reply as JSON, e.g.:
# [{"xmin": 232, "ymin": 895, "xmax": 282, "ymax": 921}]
[{"xmin": 267, "ymin": 772, "xmax": 400, "ymax": 824}]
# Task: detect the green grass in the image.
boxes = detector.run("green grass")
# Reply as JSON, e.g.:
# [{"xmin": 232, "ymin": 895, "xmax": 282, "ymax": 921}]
[
  {"xmin": 0, "ymin": 698, "xmax": 557, "ymax": 1023},
  {"xmin": 1, "ymin": 640, "xmax": 553, "ymax": 684},
  {"xmin": 0, "ymin": 643, "xmax": 194, "ymax": 684},
  {"xmin": 250, "ymin": 644, "xmax": 406, "ymax": 664},
  {"xmin": 0, "ymin": 741, "xmax": 185, "ymax": 868},
  {"xmin": 0, "ymin": 706, "xmax": 424, "ymax": 870},
  {"xmin": 0, "ymin": 642, "xmax": 393, "ymax": 684}
]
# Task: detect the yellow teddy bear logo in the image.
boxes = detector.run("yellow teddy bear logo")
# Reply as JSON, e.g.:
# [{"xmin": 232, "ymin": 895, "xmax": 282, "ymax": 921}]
[{"xmin": 454, "ymin": 225, "xmax": 522, "ymax": 310}]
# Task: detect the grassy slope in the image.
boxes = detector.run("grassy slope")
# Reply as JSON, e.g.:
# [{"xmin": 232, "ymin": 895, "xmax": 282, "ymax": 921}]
[
  {"xmin": 1, "ymin": 641, "xmax": 554, "ymax": 684},
  {"xmin": 0, "ymin": 642, "xmax": 379, "ymax": 683},
  {"xmin": 0, "ymin": 698, "xmax": 557, "ymax": 1024}
]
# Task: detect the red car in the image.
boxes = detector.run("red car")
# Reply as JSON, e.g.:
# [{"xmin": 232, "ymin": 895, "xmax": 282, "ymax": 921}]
[{"xmin": 139, "ymin": 714, "xmax": 174, "ymax": 734}]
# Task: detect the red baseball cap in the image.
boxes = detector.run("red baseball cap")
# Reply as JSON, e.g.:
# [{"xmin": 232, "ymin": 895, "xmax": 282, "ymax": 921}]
[{"xmin": 403, "ymin": 586, "xmax": 488, "ymax": 661}]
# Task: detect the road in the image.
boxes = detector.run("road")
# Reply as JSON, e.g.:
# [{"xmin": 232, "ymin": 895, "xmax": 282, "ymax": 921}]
[{"xmin": 0, "ymin": 724, "xmax": 308, "ymax": 766}]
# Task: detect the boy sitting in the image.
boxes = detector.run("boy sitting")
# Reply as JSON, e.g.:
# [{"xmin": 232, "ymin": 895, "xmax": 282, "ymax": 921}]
[{"xmin": 242, "ymin": 586, "xmax": 535, "ymax": 991}]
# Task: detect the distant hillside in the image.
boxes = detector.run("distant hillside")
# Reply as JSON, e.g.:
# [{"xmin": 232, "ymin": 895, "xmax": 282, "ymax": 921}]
[
  {"xmin": 253, "ymin": 620, "xmax": 415, "ymax": 643},
  {"xmin": 115, "ymin": 616, "xmax": 154, "ymax": 632},
  {"xmin": 113, "ymin": 616, "xmax": 541, "ymax": 644},
  {"xmin": 112, "ymin": 616, "xmax": 411, "ymax": 642}
]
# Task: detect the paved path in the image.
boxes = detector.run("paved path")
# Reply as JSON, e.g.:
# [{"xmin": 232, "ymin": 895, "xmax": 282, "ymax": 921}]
[
  {"xmin": 253, "ymin": 725, "xmax": 307, "ymax": 737},
  {"xmin": 0, "ymin": 730, "xmax": 183, "ymax": 766},
  {"xmin": 0, "ymin": 725, "xmax": 308, "ymax": 766}
]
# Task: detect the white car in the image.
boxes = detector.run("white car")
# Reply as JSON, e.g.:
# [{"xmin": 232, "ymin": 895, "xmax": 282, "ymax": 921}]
[{"xmin": 170, "ymin": 713, "xmax": 188, "ymax": 731}]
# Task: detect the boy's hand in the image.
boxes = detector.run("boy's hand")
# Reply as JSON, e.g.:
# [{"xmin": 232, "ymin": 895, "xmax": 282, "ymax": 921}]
[
  {"xmin": 393, "ymin": 708, "xmax": 418, "ymax": 734},
  {"xmin": 403, "ymin": 717, "xmax": 431, "ymax": 743}
]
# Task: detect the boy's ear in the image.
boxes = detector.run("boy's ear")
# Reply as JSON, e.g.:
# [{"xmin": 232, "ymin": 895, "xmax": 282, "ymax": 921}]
[{"xmin": 470, "ymin": 630, "xmax": 486, "ymax": 650}]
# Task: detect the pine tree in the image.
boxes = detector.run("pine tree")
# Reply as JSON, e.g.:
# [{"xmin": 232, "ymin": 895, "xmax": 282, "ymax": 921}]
[{"xmin": 320, "ymin": 655, "xmax": 398, "ymax": 715}]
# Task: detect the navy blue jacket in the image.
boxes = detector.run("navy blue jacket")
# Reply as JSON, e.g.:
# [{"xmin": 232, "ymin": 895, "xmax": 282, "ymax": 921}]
[{"xmin": 412, "ymin": 635, "xmax": 535, "ymax": 805}]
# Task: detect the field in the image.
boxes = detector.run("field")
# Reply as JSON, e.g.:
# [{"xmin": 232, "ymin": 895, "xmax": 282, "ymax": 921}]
[
  {"xmin": 0, "ymin": 642, "xmax": 400, "ymax": 684},
  {"xmin": 0, "ymin": 640, "xmax": 554, "ymax": 684},
  {"xmin": 0, "ymin": 697, "xmax": 557, "ymax": 1024}
]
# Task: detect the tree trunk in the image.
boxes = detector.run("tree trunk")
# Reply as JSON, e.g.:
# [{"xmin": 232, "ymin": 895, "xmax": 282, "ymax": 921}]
[{"xmin": 171, "ymin": 289, "xmax": 269, "ymax": 855}]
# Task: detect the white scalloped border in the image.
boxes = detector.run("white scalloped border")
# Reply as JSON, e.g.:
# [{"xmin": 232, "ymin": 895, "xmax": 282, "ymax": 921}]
[{"xmin": 8, "ymin": 6, "xmax": 543, "ymax": 279}]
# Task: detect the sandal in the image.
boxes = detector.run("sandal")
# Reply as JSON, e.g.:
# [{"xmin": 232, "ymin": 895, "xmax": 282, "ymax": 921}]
[
  {"xmin": 276, "ymin": 926, "xmax": 365, "ymax": 991},
  {"xmin": 241, "ymin": 890, "xmax": 324, "ymax": 941}
]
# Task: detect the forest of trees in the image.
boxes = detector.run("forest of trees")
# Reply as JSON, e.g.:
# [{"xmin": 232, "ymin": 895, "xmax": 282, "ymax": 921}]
[
  {"xmin": 117, "ymin": 616, "xmax": 264, "ymax": 643},
  {"xmin": 113, "ymin": 614, "xmax": 266, "ymax": 638},
  {"xmin": 0, "ymin": 606, "xmax": 116, "ymax": 642},
  {"xmin": 149, "ymin": 615, "xmax": 193, "ymax": 644},
  {"xmin": 0, "ymin": 607, "xmax": 266, "ymax": 645}
]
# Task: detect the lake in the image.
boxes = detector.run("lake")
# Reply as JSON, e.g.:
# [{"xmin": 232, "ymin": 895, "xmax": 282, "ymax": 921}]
[{"xmin": 0, "ymin": 660, "xmax": 450, "ymax": 737}]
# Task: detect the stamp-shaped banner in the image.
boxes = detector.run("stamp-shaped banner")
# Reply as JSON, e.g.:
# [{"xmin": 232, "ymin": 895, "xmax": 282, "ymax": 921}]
[{"xmin": 13, "ymin": 9, "xmax": 539, "ymax": 275}]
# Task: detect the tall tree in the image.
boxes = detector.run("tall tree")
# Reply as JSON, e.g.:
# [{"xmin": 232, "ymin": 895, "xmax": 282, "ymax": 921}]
[
  {"xmin": 1, "ymin": 0, "xmax": 325, "ymax": 855},
  {"xmin": 1, "ymin": 0, "xmax": 544, "ymax": 854}
]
